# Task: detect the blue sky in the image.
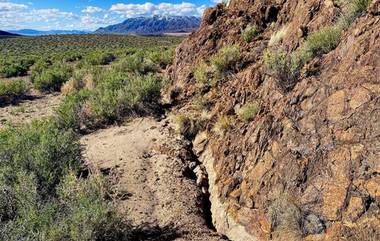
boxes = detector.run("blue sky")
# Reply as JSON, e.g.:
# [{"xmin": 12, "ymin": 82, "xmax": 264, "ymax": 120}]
[{"xmin": 0, "ymin": 0, "xmax": 220, "ymax": 30}]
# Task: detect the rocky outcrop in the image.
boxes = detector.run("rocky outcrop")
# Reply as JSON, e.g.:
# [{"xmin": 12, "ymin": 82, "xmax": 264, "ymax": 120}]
[{"xmin": 167, "ymin": 0, "xmax": 380, "ymax": 240}]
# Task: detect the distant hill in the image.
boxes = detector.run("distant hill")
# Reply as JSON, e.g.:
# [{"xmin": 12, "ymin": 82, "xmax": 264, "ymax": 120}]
[
  {"xmin": 95, "ymin": 15, "xmax": 201, "ymax": 35},
  {"xmin": 0, "ymin": 30, "xmax": 19, "ymax": 37},
  {"xmin": 8, "ymin": 29, "xmax": 89, "ymax": 36}
]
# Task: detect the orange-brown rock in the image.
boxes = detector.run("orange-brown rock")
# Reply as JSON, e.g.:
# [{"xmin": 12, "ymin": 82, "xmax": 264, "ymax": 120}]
[{"xmin": 167, "ymin": 0, "xmax": 380, "ymax": 240}]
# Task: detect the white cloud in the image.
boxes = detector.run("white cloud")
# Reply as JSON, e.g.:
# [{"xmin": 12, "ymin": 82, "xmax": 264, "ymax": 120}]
[
  {"xmin": 109, "ymin": 2, "xmax": 205, "ymax": 18},
  {"xmin": 0, "ymin": 0, "xmax": 28, "ymax": 12},
  {"xmin": 0, "ymin": 1, "xmax": 211, "ymax": 31},
  {"xmin": 82, "ymin": 6, "xmax": 103, "ymax": 14}
]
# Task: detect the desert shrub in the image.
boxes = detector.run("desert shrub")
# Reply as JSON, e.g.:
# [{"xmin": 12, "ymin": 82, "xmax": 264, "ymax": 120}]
[
  {"xmin": 337, "ymin": 0, "xmax": 373, "ymax": 27},
  {"xmin": 0, "ymin": 79, "xmax": 27, "ymax": 103},
  {"xmin": 192, "ymin": 96, "xmax": 212, "ymax": 111},
  {"xmin": 350, "ymin": 0, "xmax": 372, "ymax": 16},
  {"xmin": 86, "ymin": 51, "xmax": 115, "ymax": 65},
  {"xmin": 241, "ymin": 24, "xmax": 258, "ymax": 43},
  {"xmin": 214, "ymin": 115, "xmax": 233, "ymax": 136},
  {"xmin": 0, "ymin": 119, "xmax": 81, "ymax": 197},
  {"xmin": 61, "ymin": 69, "xmax": 95, "ymax": 95},
  {"xmin": 0, "ymin": 119, "xmax": 128, "ymax": 240},
  {"xmin": 32, "ymin": 64, "xmax": 73, "ymax": 92},
  {"xmin": 0, "ymin": 62, "xmax": 28, "ymax": 78},
  {"xmin": 58, "ymin": 69, "xmax": 161, "ymax": 130},
  {"xmin": 56, "ymin": 89, "xmax": 91, "ymax": 130},
  {"xmin": 302, "ymin": 26, "xmax": 342, "ymax": 58},
  {"xmin": 147, "ymin": 47, "xmax": 175, "ymax": 68},
  {"xmin": 193, "ymin": 61, "xmax": 210, "ymax": 84},
  {"xmin": 89, "ymin": 72, "xmax": 160, "ymax": 122},
  {"xmin": 264, "ymin": 49, "xmax": 303, "ymax": 91},
  {"xmin": 238, "ymin": 102, "xmax": 258, "ymax": 122},
  {"xmin": 268, "ymin": 25, "xmax": 288, "ymax": 47},
  {"xmin": 49, "ymin": 174, "xmax": 128, "ymax": 241},
  {"xmin": 0, "ymin": 172, "xmax": 128, "ymax": 241},
  {"xmin": 116, "ymin": 53, "xmax": 157, "ymax": 74},
  {"xmin": 64, "ymin": 52, "xmax": 83, "ymax": 62},
  {"xmin": 210, "ymin": 44, "xmax": 240, "ymax": 74},
  {"xmin": 126, "ymin": 74, "xmax": 161, "ymax": 105}
]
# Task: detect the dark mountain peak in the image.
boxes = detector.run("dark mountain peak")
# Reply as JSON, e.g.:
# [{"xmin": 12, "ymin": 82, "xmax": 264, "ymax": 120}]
[{"xmin": 0, "ymin": 30, "xmax": 19, "ymax": 37}]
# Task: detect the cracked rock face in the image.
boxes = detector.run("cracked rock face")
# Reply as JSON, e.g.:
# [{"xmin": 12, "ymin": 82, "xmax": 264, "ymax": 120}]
[{"xmin": 168, "ymin": 0, "xmax": 380, "ymax": 240}]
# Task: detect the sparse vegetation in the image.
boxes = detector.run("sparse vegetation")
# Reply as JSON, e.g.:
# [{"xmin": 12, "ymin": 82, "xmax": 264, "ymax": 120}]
[
  {"xmin": 264, "ymin": 48, "xmax": 303, "ymax": 91},
  {"xmin": 0, "ymin": 79, "xmax": 28, "ymax": 104},
  {"xmin": 192, "ymin": 96, "xmax": 212, "ymax": 111},
  {"xmin": 214, "ymin": 115, "xmax": 233, "ymax": 136},
  {"xmin": 193, "ymin": 61, "xmax": 210, "ymax": 84},
  {"xmin": 265, "ymin": 0, "xmax": 371, "ymax": 91},
  {"xmin": 32, "ymin": 64, "xmax": 73, "ymax": 92},
  {"xmin": 0, "ymin": 119, "xmax": 129, "ymax": 240},
  {"xmin": 302, "ymin": 26, "xmax": 342, "ymax": 57},
  {"xmin": 57, "ymin": 65, "xmax": 161, "ymax": 131},
  {"xmin": 268, "ymin": 25, "xmax": 288, "ymax": 47},
  {"xmin": 210, "ymin": 44, "xmax": 240, "ymax": 75},
  {"xmin": 193, "ymin": 44, "xmax": 240, "ymax": 85},
  {"xmin": 241, "ymin": 24, "xmax": 258, "ymax": 43},
  {"xmin": 238, "ymin": 102, "xmax": 259, "ymax": 122}
]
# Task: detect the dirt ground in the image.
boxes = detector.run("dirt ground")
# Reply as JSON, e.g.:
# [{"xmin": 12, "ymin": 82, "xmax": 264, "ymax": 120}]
[
  {"xmin": 81, "ymin": 117, "xmax": 225, "ymax": 241},
  {"xmin": 0, "ymin": 92, "xmax": 62, "ymax": 128}
]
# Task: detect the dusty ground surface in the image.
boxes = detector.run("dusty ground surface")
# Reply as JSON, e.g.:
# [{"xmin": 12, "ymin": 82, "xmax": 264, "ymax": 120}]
[
  {"xmin": 81, "ymin": 117, "xmax": 225, "ymax": 241},
  {"xmin": 0, "ymin": 92, "xmax": 62, "ymax": 128}
]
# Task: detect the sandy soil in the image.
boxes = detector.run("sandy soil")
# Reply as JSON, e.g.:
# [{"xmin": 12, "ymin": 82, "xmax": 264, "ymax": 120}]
[
  {"xmin": 0, "ymin": 93, "xmax": 62, "ymax": 128},
  {"xmin": 81, "ymin": 117, "xmax": 225, "ymax": 241}
]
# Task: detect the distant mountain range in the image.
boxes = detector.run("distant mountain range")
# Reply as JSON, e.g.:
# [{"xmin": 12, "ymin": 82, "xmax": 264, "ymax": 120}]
[
  {"xmin": 95, "ymin": 15, "xmax": 201, "ymax": 35},
  {"xmin": 7, "ymin": 29, "xmax": 89, "ymax": 36},
  {"xmin": 4, "ymin": 15, "xmax": 201, "ymax": 37},
  {"xmin": 0, "ymin": 30, "xmax": 19, "ymax": 37}
]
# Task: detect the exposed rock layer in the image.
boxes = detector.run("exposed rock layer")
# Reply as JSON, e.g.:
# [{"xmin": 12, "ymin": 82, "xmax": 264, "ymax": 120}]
[{"xmin": 168, "ymin": 0, "xmax": 380, "ymax": 240}]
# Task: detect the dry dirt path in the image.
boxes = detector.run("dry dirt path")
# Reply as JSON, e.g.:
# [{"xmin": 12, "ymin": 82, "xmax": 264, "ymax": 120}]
[
  {"xmin": 81, "ymin": 117, "xmax": 225, "ymax": 241},
  {"xmin": 0, "ymin": 93, "xmax": 62, "ymax": 128}
]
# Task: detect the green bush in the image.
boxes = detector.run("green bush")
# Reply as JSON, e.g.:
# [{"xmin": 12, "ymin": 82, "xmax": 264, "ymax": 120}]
[
  {"xmin": 57, "ymin": 69, "xmax": 161, "ymax": 130},
  {"xmin": 264, "ymin": 49, "xmax": 303, "ymax": 91},
  {"xmin": 33, "ymin": 64, "xmax": 72, "ymax": 92},
  {"xmin": 0, "ymin": 79, "xmax": 27, "ymax": 103},
  {"xmin": 1, "ymin": 172, "xmax": 128, "ymax": 241},
  {"xmin": 302, "ymin": 26, "xmax": 342, "ymax": 57},
  {"xmin": 210, "ymin": 44, "xmax": 240, "ymax": 74},
  {"xmin": 0, "ymin": 119, "xmax": 81, "ymax": 197},
  {"xmin": 0, "ymin": 119, "xmax": 128, "ymax": 240},
  {"xmin": 0, "ymin": 63, "xmax": 28, "ymax": 78},
  {"xmin": 350, "ymin": 0, "xmax": 372, "ymax": 16},
  {"xmin": 86, "ymin": 51, "xmax": 115, "ymax": 65},
  {"xmin": 56, "ymin": 89, "xmax": 91, "ymax": 130},
  {"xmin": 147, "ymin": 47, "xmax": 175, "ymax": 68},
  {"xmin": 115, "ymin": 53, "xmax": 157, "ymax": 74},
  {"xmin": 238, "ymin": 102, "xmax": 258, "ymax": 122},
  {"xmin": 214, "ymin": 115, "xmax": 233, "ymax": 136},
  {"xmin": 241, "ymin": 24, "xmax": 258, "ymax": 43},
  {"xmin": 193, "ymin": 61, "xmax": 210, "ymax": 84},
  {"xmin": 126, "ymin": 74, "xmax": 161, "ymax": 105},
  {"xmin": 192, "ymin": 96, "xmax": 212, "ymax": 110}
]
